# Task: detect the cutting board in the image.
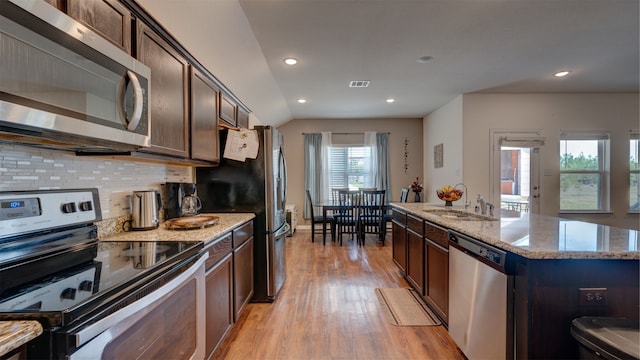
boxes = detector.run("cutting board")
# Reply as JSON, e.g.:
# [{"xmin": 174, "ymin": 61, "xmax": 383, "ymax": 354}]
[{"xmin": 165, "ymin": 215, "xmax": 220, "ymax": 230}]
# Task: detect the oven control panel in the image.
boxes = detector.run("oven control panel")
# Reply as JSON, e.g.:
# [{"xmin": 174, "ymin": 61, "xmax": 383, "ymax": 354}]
[
  {"xmin": 0, "ymin": 265, "xmax": 99, "ymax": 311},
  {"xmin": 0, "ymin": 198, "xmax": 41, "ymax": 219},
  {"xmin": 0, "ymin": 189, "xmax": 101, "ymax": 238}
]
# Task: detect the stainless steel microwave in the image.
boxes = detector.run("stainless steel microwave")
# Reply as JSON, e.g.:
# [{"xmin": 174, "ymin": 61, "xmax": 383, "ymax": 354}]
[{"xmin": 0, "ymin": 0, "xmax": 150, "ymax": 152}]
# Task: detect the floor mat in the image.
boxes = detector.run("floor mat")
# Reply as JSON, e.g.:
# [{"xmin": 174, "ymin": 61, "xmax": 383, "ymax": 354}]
[{"xmin": 375, "ymin": 287, "xmax": 442, "ymax": 326}]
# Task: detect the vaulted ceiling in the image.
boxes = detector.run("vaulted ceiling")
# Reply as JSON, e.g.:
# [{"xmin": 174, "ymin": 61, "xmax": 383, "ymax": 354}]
[{"xmin": 139, "ymin": 0, "xmax": 639, "ymax": 126}]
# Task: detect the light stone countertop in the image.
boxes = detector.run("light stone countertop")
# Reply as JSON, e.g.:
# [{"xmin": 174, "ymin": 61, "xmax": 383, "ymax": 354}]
[
  {"xmin": 0, "ymin": 214, "xmax": 254, "ymax": 356},
  {"xmin": 100, "ymin": 213, "xmax": 255, "ymax": 244},
  {"xmin": 0, "ymin": 321, "xmax": 42, "ymax": 357},
  {"xmin": 391, "ymin": 203, "xmax": 639, "ymax": 260}
]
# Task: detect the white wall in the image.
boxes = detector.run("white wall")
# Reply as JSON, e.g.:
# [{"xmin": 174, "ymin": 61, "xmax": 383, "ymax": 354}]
[
  {"xmin": 423, "ymin": 95, "xmax": 464, "ymax": 203},
  {"xmin": 425, "ymin": 93, "xmax": 639, "ymax": 229}
]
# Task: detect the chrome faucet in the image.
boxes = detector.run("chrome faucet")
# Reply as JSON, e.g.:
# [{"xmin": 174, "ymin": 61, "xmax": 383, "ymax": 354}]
[
  {"xmin": 476, "ymin": 194, "xmax": 494, "ymax": 216},
  {"xmin": 455, "ymin": 183, "xmax": 471, "ymax": 209},
  {"xmin": 486, "ymin": 202, "xmax": 495, "ymax": 217},
  {"xmin": 476, "ymin": 194, "xmax": 486, "ymax": 214}
]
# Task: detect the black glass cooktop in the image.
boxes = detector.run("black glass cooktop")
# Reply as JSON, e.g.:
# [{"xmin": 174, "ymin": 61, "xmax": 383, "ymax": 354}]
[{"xmin": 0, "ymin": 240, "xmax": 202, "ymax": 327}]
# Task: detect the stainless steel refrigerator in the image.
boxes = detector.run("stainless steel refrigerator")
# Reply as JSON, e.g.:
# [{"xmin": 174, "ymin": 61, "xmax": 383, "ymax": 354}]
[{"xmin": 196, "ymin": 126, "xmax": 288, "ymax": 302}]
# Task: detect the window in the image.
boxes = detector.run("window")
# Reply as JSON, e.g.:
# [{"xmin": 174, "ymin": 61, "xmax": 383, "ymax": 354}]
[
  {"xmin": 328, "ymin": 145, "xmax": 372, "ymax": 190},
  {"xmin": 630, "ymin": 133, "xmax": 639, "ymax": 212},
  {"xmin": 559, "ymin": 132, "xmax": 610, "ymax": 212}
]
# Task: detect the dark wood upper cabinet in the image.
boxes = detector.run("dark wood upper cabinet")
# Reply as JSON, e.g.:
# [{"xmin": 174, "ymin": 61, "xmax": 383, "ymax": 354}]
[
  {"xmin": 190, "ymin": 68, "xmax": 220, "ymax": 163},
  {"xmin": 67, "ymin": 0, "xmax": 132, "ymax": 54},
  {"xmin": 137, "ymin": 22, "xmax": 190, "ymax": 158},
  {"xmin": 42, "ymin": 0, "xmax": 61, "ymax": 9},
  {"xmin": 219, "ymin": 92, "xmax": 237, "ymax": 127},
  {"xmin": 237, "ymin": 108, "xmax": 249, "ymax": 129}
]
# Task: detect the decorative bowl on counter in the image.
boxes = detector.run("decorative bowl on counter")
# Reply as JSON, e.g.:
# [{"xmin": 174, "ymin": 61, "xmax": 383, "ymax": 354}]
[{"xmin": 436, "ymin": 185, "xmax": 463, "ymax": 206}]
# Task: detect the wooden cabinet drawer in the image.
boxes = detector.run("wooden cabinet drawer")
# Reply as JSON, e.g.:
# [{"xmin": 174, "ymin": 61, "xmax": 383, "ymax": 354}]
[
  {"xmin": 204, "ymin": 232, "xmax": 232, "ymax": 270},
  {"xmin": 407, "ymin": 214, "xmax": 424, "ymax": 234},
  {"xmin": 425, "ymin": 222, "xmax": 449, "ymax": 248},
  {"xmin": 233, "ymin": 221, "xmax": 253, "ymax": 248},
  {"xmin": 392, "ymin": 209, "xmax": 406, "ymax": 224}
]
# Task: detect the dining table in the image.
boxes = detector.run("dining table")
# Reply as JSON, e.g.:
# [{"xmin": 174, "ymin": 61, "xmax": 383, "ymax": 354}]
[{"xmin": 321, "ymin": 203, "xmax": 391, "ymax": 244}]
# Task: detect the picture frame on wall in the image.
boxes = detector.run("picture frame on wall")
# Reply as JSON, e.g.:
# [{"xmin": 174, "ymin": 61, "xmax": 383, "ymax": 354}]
[{"xmin": 434, "ymin": 143, "xmax": 443, "ymax": 168}]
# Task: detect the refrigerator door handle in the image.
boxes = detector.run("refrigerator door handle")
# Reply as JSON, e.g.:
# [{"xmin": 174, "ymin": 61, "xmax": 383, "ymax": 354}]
[
  {"xmin": 274, "ymin": 223, "xmax": 290, "ymax": 238},
  {"xmin": 279, "ymin": 147, "xmax": 288, "ymax": 209}
]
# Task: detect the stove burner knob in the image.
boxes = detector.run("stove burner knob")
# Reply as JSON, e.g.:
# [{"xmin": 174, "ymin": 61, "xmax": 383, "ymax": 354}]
[
  {"xmin": 61, "ymin": 288, "xmax": 77, "ymax": 300},
  {"xmin": 79, "ymin": 201, "xmax": 93, "ymax": 212},
  {"xmin": 78, "ymin": 280, "xmax": 93, "ymax": 292},
  {"xmin": 61, "ymin": 202, "xmax": 77, "ymax": 213}
]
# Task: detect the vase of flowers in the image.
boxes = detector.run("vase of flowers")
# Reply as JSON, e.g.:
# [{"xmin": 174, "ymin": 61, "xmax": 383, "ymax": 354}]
[{"xmin": 410, "ymin": 177, "xmax": 423, "ymax": 202}]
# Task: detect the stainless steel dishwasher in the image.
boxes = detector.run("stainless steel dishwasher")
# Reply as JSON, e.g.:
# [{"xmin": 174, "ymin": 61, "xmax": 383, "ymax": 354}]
[{"xmin": 448, "ymin": 230, "xmax": 514, "ymax": 360}]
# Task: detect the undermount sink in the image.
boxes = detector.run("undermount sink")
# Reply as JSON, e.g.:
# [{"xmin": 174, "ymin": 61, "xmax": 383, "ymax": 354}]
[{"xmin": 422, "ymin": 209, "xmax": 498, "ymax": 221}]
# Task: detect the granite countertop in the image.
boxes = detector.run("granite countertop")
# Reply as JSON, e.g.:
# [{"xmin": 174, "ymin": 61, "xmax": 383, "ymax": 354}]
[
  {"xmin": 100, "ymin": 213, "xmax": 255, "ymax": 244},
  {"xmin": 0, "ymin": 321, "xmax": 42, "ymax": 357},
  {"xmin": 391, "ymin": 203, "xmax": 639, "ymax": 260}
]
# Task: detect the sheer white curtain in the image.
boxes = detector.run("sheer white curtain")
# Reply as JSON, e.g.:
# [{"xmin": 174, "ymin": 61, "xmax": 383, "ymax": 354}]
[{"xmin": 364, "ymin": 132, "xmax": 378, "ymax": 189}]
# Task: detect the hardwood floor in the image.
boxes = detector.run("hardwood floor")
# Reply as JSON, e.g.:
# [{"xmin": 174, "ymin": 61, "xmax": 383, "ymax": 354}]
[{"xmin": 214, "ymin": 230, "xmax": 464, "ymax": 360}]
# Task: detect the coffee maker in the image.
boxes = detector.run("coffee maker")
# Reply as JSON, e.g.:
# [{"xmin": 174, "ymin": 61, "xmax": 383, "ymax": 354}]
[{"xmin": 164, "ymin": 182, "xmax": 201, "ymax": 219}]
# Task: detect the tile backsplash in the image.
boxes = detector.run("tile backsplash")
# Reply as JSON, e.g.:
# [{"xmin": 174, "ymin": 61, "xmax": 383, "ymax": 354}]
[{"xmin": 0, "ymin": 143, "xmax": 194, "ymax": 220}]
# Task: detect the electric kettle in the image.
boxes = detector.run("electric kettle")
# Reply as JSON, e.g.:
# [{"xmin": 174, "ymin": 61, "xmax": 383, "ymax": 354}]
[{"xmin": 130, "ymin": 190, "xmax": 162, "ymax": 230}]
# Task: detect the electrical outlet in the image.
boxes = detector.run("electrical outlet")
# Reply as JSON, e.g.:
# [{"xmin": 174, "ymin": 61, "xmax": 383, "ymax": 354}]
[{"xmin": 579, "ymin": 288, "xmax": 607, "ymax": 305}]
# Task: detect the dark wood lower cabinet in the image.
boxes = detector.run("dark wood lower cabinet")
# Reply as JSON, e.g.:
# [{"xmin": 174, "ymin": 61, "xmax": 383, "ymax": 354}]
[
  {"xmin": 233, "ymin": 237, "xmax": 253, "ymax": 321},
  {"xmin": 405, "ymin": 214, "xmax": 425, "ymax": 294},
  {"xmin": 203, "ymin": 220, "xmax": 255, "ymax": 359},
  {"xmin": 391, "ymin": 220, "xmax": 406, "ymax": 272},
  {"xmin": 406, "ymin": 228, "xmax": 424, "ymax": 294},
  {"xmin": 514, "ymin": 257, "xmax": 640, "ymax": 359},
  {"xmin": 205, "ymin": 253, "xmax": 233, "ymax": 360},
  {"xmin": 424, "ymin": 239, "xmax": 448, "ymax": 323}
]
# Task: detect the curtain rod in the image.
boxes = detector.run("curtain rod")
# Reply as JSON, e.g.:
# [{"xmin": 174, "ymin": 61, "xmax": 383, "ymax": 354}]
[{"xmin": 301, "ymin": 132, "xmax": 390, "ymax": 135}]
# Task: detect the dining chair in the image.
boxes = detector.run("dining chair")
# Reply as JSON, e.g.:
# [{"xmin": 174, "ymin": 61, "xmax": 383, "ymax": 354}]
[
  {"xmin": 383, "ymin": 188, "xmax": 409, "ymax": 237},
  {"xmin": 400, "ymin": 188, "xmax": 409, "ymax": 203},
  {"xmin": 359, "ymin": 190, "xmax": 386, "ymax": 246},
  {"xmin": 334, "ymin": 190, "xmax": 361, "ymax": 245},
  {"xmin": 331, "ymin": 188, "xmax": 349, "ymax": 204},
  {"xmin": 306, "ymin": 189, "xmax": 335, "ymax": 244}
]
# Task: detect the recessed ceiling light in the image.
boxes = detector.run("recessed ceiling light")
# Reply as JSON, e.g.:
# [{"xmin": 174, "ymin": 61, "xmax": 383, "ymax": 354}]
[
  {"xmin": 386, "ymin": 98, "xmax": 395, "ymax": 103},
  {"xmin": 554, "ymin": 71, "xmax": 570, "ymax": 77},
  {"xmin": 284, "ymin": 58, "xmax": 298, "ymax": 65},
  {"xmin": 297, "ymin": 98, "xmax": 307, "ymax": 104},
  {"xmin": 417, "ymin": 56, "xmax": 433, "ymax": 64}
]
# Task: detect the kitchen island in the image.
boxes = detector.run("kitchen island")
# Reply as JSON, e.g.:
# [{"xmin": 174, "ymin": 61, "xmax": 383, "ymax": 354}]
[{"xmin": 390, "ymin": 202, "xmax": 639, "ymax": 359}]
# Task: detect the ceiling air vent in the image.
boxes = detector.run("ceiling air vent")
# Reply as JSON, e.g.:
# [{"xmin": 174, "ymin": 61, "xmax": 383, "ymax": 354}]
[{"xmin": 349, "ymin": 80, "xmax": 370, "ymax": 88}]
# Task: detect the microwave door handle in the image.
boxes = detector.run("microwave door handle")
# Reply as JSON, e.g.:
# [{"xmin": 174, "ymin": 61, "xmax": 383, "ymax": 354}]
[{"xmin": 117, "ymin": 70, "xmax": 144, "ymax": 131}]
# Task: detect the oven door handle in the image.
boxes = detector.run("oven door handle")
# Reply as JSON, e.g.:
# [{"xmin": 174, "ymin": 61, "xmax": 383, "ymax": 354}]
[{"xmin": 71, "ymin": 252, "xmax": 208, "ymax": 348}]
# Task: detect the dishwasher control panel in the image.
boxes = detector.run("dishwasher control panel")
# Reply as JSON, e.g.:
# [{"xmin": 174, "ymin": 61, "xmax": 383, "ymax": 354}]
[{"xmin": 449, "ymin": 230, "xmax": 507, "ymax": 269}]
